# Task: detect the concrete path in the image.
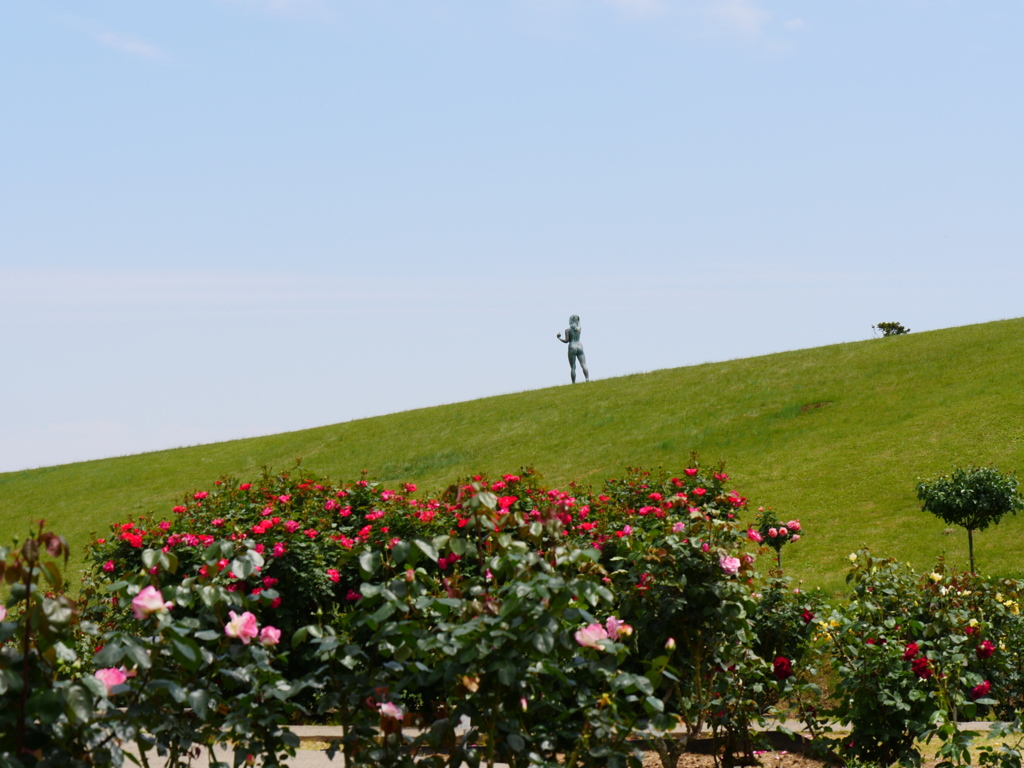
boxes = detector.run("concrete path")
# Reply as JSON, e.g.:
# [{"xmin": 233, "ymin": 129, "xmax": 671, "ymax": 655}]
[{"xmin": 130, "ymin": 721, "xmax": 1010, "ymax": 767}]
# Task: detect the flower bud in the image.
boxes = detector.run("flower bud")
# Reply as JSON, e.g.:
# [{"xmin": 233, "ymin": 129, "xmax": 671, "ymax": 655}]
[{"xmin": 665, "ymin": 637, "xmax": 676, "ymax": 651}]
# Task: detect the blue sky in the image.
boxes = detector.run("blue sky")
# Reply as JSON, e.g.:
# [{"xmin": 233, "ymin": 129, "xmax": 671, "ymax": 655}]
[{"xmin": 2, "ymin": 1, "xmax": 1022, "ymax": 473}]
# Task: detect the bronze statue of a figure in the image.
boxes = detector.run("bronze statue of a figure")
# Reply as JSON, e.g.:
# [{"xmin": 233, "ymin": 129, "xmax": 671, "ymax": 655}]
[{"xmin": 556, "ymin": 314, "xmax": 589, "ymax": 383}]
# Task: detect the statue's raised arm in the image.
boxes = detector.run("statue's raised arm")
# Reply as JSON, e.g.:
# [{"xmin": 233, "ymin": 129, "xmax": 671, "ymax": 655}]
[{"xmin": 556, "ymin": 314, "xmax": 589, "ymax": 383}]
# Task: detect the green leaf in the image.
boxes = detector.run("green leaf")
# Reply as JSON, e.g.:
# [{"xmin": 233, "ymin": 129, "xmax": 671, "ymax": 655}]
[
  {"xmin": 391, "ymin": 540, "xmax": 411, "ymax": 565},
  {"xmin": 64, "ymin": 683, "xmax": 93, "ymax": 724},
  {"xmin": 507, "ymin": 733, "xmax": 525, "ymax": 752},
  {"xmin": 369, "ymin": 602, "xmax": 396, "ymax": 626},
  {"xmin": 40, "ymin": 561, "xmax": 62, "ymax": 591},
  {"xmin": 414, "ymin": 538, "xmax": 439, "ymax": 563},
  {"xmin": 170, "ymin": 637, "xmax": 202, "ymax": 672},
  {"xmin": 160, "ymin": 551, "xmax": 179, "ymax": 575},
  {"xmin": 165, "ymin": 681, "xmax": 188, "ymax": 703},
  {"xmin": 53, "ymin": 641, "xmax": 77, "ymax": 664},
  {"xmin": 41, "ymin": 596, "xmax": 74, "ymax": 627},
  {"xmin": 531, "ymin": 629, "xmax": 554, "ymax": 655},
  {"xmin": 142, "ymin": 549, "xmax": 159, "ymax": 570},
  {"xmin": 194, "ymin": 629, "xmax": 221, "ymax": 642},
  {"xmin": 81, "ymin": 675, "xmax": 107, "ymax": 700},
  {"xmin": 496, "ymin": 661, "xmax": 516, "ymax": 686},
  {"xmin": 93, "ymin": 643, "xmax": 126, "ymax": 668},
  {"xmin": 189, "ymin": 689, "xmax": 212, "ymax": 719},
  {"xmin": 230, "ymin": 556, "xmax": 254, "ymax": 579},
  {"xmin": 123, "ymin": 637, "xmax": 152, "ymax": 670},
  {"xmin": 358, "ymin": 550, "xmax": 381, "ymax": 577}
]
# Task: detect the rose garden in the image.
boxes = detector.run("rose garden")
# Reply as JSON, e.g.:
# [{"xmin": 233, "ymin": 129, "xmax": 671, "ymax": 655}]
[{"xmin": 3, "ymin": 460, "xmax": 1024, "ymax": 768}]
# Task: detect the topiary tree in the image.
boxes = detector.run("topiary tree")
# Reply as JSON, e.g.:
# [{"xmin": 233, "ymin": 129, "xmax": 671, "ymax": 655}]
[{"xmin": 917, "ymin": 466, "xmax": 1023, "ymax": 573}]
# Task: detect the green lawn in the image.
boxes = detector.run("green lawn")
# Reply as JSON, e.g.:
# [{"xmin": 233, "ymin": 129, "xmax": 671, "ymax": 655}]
[{"xmin": 4, "ymin": 317, "xmax": 1024, "ymax": 594}]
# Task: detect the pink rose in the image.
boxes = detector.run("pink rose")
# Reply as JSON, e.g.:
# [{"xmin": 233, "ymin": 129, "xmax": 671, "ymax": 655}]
[
  {"xmin": 768, "ymin": 528, "xmax": 778, "ymax": 538},
  {"xmin": 131, "ymin": 586, "xmax": 173, "ymax": 620},
  {"xmin": 0, "ymin": 606, "xmax": 6, "ymax": 621},
  {"xmin": 259, "ymin": 626, "xmax": 281, "ymax": 646},
  {"xmin": 103, "ymin": 561, "xmax": 115, "ymax": 573},
  {"xmin": 672, "ymin": 521, "xmax": 686, "ymax": 533},
  {"xmin": 786, "ymin": 520, "xmax": 801, "ymax": 532},
  {"xmin": 778, "ymin": 526, "xmax": 789, "ymax": 536},
  {"xmin": 719, "ymin": 555, "xmax": 741, "ymax": 575},
  {"xmin": 747, "ymin": 528, "xmax": 763, "ymax": 543},
  {"xmin": 94, "ymin": 667, "xmax": 128, "ymax": 695},
  {"xmin": 224, "ymin": 610, "xmax": 259, "ymax": 644},
  {"xmin": 575, "ymin": 623, "xmax": 610, "ymax": 649},
  {"xmin": 605, "ymin": 616, "xmax": 633, "ymax": 638},
  {"xmin": 379, "ymin": 701, "xmax": 403, "ymax": 720}
]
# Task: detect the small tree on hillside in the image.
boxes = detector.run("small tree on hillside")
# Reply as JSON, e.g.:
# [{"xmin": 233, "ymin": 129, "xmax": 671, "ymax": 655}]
[
  {"xmin": 917, "ymin": 466, "xmax": 1023, "ymax": 573},
  {"xmin": 873, "ymin": 322, "xmax": 910, "ymax": 337}
]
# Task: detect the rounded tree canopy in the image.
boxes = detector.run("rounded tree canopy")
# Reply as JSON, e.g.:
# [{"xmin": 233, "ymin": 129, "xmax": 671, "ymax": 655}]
[{"xmin": 917, "ymin": 465, "xmax": 1023, "ymax": 532}]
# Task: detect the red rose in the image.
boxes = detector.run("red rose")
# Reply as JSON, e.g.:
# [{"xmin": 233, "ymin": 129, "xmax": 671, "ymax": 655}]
[
  {"xmin": 911, "ymin": 657, "xmax": 932, "ymax": 679},
  {"xmin": 976, "ymin": 640, "xmax": 995, "ymax": 660},
  {"xmin": 902, "ymin": 642, "xmax": 920, "ymax": 661},
  {"xmin": 773, "ymin": 656, "xmax": 793, "ymax": 681}
]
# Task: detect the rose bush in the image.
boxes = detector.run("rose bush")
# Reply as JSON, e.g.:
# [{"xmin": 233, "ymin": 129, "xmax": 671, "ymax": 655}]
[
  {"xmin": 826, "ymin": 550, "xmax": 1024, "ymax": 768},
  {"xmin": 77, "ymin": 461, "xmax": 804, "ymax": 765}
]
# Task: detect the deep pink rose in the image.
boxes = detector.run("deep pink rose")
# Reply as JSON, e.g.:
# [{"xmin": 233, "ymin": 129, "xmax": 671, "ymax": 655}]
[
  {"xmin": 972, "ymin": 680, "xmax": 991, "ymax": 700},
  {"xmin": 94, "ymin": 667, "xmax": 128, "ymax": 695},
  {"xmin": 719, "ymin": 555, "xmax": 741, "ymax": 575},
  {"xmin": 259, "ymin": 626, "xmax": 281, "ymax": 646}
]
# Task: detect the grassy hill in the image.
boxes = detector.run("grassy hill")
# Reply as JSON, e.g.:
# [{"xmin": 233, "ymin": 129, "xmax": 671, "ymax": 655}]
[{"xmin": 4, "ymin": 317, "xmax": 1024, "ymax": 595}]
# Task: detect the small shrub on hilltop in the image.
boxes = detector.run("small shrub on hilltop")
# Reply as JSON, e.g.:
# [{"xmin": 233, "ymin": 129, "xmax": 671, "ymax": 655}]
[{"xmin": 873, "ymin": 322, "xmax": 910, "ymax": 337}]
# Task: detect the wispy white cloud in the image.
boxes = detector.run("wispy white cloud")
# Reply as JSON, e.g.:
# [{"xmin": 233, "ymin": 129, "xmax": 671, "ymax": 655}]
[
  {"xmin": 58, "ymin": 15, "xmax": 167, "ymax": 60},
  {"xmin": 602, "ymin": 0, "xmax": 666, "ymax": 18},
  {"xmin": 216, "ymin": 0, "xmax": 328, "ymax": 16},
  {"xmin": 95, "ymin": 31, "xmax": 166, "ymax": 59},
  {"xmin": 702, "ymin": 0, "xmax": 771, "ymax": 37}
]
